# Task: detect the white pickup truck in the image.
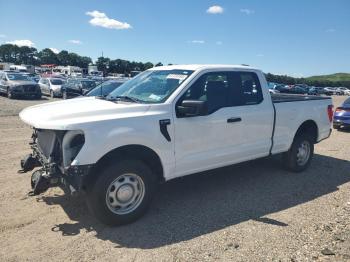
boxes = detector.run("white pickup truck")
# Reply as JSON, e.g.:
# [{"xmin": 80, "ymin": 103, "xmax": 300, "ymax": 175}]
[{"xmin": 19, "ymin": 65, "xmax": 333, "ymax": 225}]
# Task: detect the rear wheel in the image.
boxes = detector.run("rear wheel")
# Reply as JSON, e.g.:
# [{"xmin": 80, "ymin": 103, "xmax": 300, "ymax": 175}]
[
  {"xmin": 283, "ymin": 134, "xmax": 314, "ymax": 172},
  {"xmin": 86, "ymin": 159, "xmax": 157, "ymax": 226},
  {"xmin": 63, "ymin": 91, "xmax": 67, "ymax": 99},
  {"xmin": 50, "ymin": 90, "xmax": 55, "ymax": 98}
]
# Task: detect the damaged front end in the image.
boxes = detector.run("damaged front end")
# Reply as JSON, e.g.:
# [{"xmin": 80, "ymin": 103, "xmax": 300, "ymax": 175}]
[{"xmin": 20, "ymin": 128, "xmax": 92, "ymax": 195}]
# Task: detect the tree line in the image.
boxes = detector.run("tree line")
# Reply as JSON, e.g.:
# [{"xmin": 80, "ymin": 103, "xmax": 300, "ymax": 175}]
[
  {"xmin": 0, "ymin": 44, "xmax": 348, "ymax": 87},
  {"xmin": 265, "ymin": 73, "xmax": 350, "ymax": 88},
  {"xmin": 0, "ymin": 44, "xmax": 161, "ymax": 74},
  {"xmin": 0, "ymin": 44, "xmax": 92, "ymax": 69}
]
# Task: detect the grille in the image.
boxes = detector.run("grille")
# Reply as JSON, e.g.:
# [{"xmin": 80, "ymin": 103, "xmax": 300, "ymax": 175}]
[{"xmin": 23, "ymin": 85, "xmax": 36, "ymax": 92}]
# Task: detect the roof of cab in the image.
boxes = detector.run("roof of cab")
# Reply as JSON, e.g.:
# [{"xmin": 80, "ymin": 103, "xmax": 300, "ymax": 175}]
[{"xmin": 150, "ymin": 64, "xmax": 258, "ymax": 71}]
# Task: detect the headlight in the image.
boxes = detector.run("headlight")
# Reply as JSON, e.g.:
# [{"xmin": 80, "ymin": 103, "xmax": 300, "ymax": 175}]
[{"xmin": 62, "ymin": 131, "xmax": 85, "ymax": 167}]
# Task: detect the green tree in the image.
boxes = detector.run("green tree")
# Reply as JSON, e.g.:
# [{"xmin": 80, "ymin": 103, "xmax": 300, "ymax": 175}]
[{"xmin": 38, "ymin": 48, "xmax": 59, "ymax": 65}]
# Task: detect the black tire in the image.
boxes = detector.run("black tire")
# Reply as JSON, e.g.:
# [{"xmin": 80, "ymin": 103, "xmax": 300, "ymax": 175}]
[
  {"xmin": 283, "ymin": 133, "xmax": 314, "ymax": 172},
  {"xmin": 34, "ymin": 93, "xmax": 42, "ymax": 100},
  {"xmin": 50, "ymin": 90, "xmax": 54, "ymax": 98},
  {"xmin": 63, "ymin": 91, "xmax": 67, "ymax": 100},
  {"xmin": 7, "ymin": 88, "xmax": 13, "ymax": 99},
  {"xmin": 333, "ymin": 125, "xmax": 340, "ymax": 130},
  {"xmin": 86, "ymin": 159, "xmax": 157, "ymax": 226}
]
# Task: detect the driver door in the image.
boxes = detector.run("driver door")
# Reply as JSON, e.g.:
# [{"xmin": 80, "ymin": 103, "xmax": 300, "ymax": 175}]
[{"xmin": 173, "ymin": 70, "xmax": 273, "ymax": 178}]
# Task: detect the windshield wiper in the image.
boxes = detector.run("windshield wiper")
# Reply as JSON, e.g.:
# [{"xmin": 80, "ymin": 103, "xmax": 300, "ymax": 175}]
[{"xmin": 109, "ymin": 95, "xmax": 142, "ymax": 103}]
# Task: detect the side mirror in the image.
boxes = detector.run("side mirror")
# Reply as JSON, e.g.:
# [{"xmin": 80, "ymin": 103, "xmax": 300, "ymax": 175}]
[{"xmin": 177, "ymin": 100, "xmax": 207, "ymax": 117}]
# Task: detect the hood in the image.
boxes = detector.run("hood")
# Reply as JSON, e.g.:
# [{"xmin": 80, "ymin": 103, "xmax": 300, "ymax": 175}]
[
  {"xmin": 8, "ymin": 80, "xmax": 36, "ymax": 86},
  {"xmin": 19, "ymin": 97, "xmax": 151, "ymax": 130}
]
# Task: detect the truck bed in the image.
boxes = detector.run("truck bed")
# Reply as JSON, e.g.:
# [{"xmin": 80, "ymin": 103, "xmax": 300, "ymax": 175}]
[{"xmin": 271, "ymin": 93, "xmax": 331, "ymax": 103}]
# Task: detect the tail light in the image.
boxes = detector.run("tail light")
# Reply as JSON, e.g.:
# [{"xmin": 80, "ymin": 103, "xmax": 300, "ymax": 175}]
[
  {"xmin": 335, "ymin": 107, "xmax": 350, "ymax": 113},
  {"xmin": 327, "ymin": 105, "xmax": 334, "ymax": 122}
]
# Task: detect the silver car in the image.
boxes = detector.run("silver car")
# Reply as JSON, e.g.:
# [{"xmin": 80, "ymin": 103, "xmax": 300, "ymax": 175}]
[{"xmin": 0, "ymin": 71, "xmax": 41, "ymax": 99}]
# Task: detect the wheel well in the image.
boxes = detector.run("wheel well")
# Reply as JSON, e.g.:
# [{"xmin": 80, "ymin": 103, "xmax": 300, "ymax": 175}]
[
  {"xmin": 91, "ymin": 145, "xmax": 164, "ymax": 185},
  {"xmin": 295, "ymin": 120, "xmax": 318, "ymax": 143}
]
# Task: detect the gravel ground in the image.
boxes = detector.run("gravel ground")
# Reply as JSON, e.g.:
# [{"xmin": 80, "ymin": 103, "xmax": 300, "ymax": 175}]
[{"xmin": 0, "ymin": 95, "xmax": 349, "ymax": 261}]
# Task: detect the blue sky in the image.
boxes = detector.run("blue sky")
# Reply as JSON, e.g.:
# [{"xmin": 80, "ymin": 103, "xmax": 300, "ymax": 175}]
[{"xmin": 0, "ymin": 0, "xmax": 349, "ymax": 76}]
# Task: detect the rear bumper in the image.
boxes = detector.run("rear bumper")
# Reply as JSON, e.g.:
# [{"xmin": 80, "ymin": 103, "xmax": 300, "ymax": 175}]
[
  {"xmin": 333, "ymin": 121, "xmax": 350, "ymax": 128},
  {"xmin": 317, "ymin": 128, "xmax": 332, "ymax": 143},
  {"xmin": 333, "ymin": 117, "xmax": 350, "ymax": 128}
]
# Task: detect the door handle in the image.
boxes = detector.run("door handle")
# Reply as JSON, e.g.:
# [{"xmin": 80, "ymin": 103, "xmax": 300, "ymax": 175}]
[{"xmin": 227, "ymin": 117, "xmax": 241, "ymax": 123}]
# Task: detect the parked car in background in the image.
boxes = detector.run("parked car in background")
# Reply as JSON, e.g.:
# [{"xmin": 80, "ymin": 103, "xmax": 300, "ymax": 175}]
[
  {"xmin": 276, "ymin": 85, "xmax": 307, "ymax": 94},
  {"xmin": 323, "ymin": 87, "xmax": 337, "ymax": 96},
  {"xmin": 336, "ymin": 87, "xmax": 350, "ymax": 96},
  {"xmin": 288, "ymin": 85, "xmax": 308, "ymax": 94},
  {"xmin": 61, "ymin": 78, "xmax": 97, "ymax": 99},
  {"xmin": 86, "ymin": 79, "xmax": 128, "ymax": 97},
  {"xmin": 0, "ymin": 71, "xmax": 41, "ymax": 99},
  {"xmin": 274, "ymin": 84, "xmax": 290, "ymax": 93},
  {"xmin": 308, "ymin": 87, "xmax": 326, "ymax": 96},
  {"xmin": 333, "ymin": 97, "xmax": 350, "ymax": 130},
  {"xmin": 38, "ymin": 77, "xmax": 65, "ymax": 98},
  {"xmin": 22, "ymin": 73, "xmax": 40, "ymax": 83}
]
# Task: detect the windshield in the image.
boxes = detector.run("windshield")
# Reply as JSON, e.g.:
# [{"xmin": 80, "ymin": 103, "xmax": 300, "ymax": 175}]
[
  {"xmin": 7, "ymin": 73, "xmax": 31, "ymax": 81},
  {"xmin": 50, "ymin": 79, "xmax": 64, "ymax": 85},
  {"xmin": 107, "ymin": 69, "xmax": 194, "ymax": 103},
  {"xmin": 87, "ymin": 81, "xmax": 124, "ymax": 97},
  {"xmin": 81, "ymin": 81, "xmax": 96, "ymax": 89}
]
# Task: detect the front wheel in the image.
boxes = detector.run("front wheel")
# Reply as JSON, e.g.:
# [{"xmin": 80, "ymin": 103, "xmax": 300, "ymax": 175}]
[
  {"xmin": 283, "ymin": 134, "xmax": 314, "ymax": 172},
  {"xmin": 34, "ymin": 93, "xmax": 42, "ymax": 100},
  {"xmin": 62, "ymin": 91, "xmax": 67, "ymax": 99},
  {"xmin": 7, "ymin": 88, "xmax": 13, "ymax": 99},
  {"xmin": 86, "ymin": 159, "xmax": 157, "ymax": 226}
]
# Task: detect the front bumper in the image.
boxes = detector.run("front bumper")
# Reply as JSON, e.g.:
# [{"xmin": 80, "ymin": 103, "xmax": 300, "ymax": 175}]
[
  {"xmin": 11, "ymin": 89, "xmax": 41, "ymax": 97},
  {"xmin": 30, "ymin": 134, "xmax": 93, "ymax": 194},
  {"xmin": 62, "ymin": 164, "xmax": 95, "ymax": 192}
]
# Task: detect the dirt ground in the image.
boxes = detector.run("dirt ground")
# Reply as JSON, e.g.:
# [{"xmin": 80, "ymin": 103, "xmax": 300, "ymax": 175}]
[{"xmin": 0, "ymin": 95, "xmax": 349, "ymax": 261}]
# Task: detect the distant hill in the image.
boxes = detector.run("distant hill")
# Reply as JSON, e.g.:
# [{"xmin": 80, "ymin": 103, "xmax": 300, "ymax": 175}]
[{"xmin": 306, "ymin": 73, "xmax": 350, "ymax": 82}]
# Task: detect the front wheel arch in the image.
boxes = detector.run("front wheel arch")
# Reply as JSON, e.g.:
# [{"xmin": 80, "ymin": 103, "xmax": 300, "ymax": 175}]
[{"xmin": 83, "ymin": 145, "xmax": 165, "ymax": 191}]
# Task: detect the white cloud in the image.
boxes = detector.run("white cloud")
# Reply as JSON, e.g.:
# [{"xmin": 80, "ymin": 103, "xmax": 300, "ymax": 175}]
[
  {"xmin": 68, "ymin": 39, "xmax": 82, "ymax": 45},
  {"xmin": 6, "ymin": 39, "xmax": 35, "ymax": 47},
  {"xmin": 292, "ymin": 73, "xmax": 304, "ymax": 78},
  {"xmin": 240, "ymin": 9, "xmax": 255, "ymax": 15},
  {"xmin": 0, "ymin": 34, "xmax": 6, "ymax": 38},
  {"xmin": 188, "ymin": 40, "xmax": 205, "ymax": 44},
  {"xmin": 216, "ymin": 41, "xmax": 223, "ymax": 45},
  {"xmin": 86, "ymin": 10, "xmax": 132, "ymax": 30},
  {"xmin": 325, "ymin": 28, "xmax": 336, "ymax": 33},
  {"xmin": 50, "ymin": 48, "xmax": 60, "ymax": 54},
  {"xmin": 207, "ymin": 5, "xmax": 224, "ymax": 14}
]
